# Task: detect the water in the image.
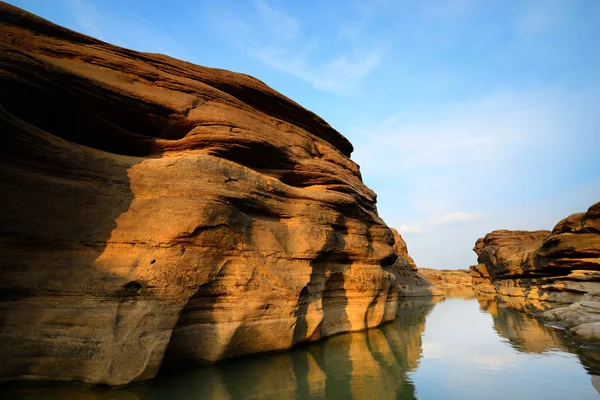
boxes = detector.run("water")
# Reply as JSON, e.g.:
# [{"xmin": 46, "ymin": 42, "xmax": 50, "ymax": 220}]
[{"xmin": 3, "ymin": 293, "xmax": 600, "ymax": 399}]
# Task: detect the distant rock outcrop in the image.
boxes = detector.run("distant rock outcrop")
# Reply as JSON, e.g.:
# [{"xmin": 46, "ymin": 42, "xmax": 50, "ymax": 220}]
[
  {"xmin": 389, "ymin": 229, "xmax": 442, "ymax": 297},
  {"xmin": 471, "ymin": 202, "xmax": 600, "ymax": 342},
  {"xmin": 0, "ymin": 3, "xmax": 427, "ymax": 386},
  {"xmin": 419, "ymin": 268, "xmax": 472, "ymax": 289}
]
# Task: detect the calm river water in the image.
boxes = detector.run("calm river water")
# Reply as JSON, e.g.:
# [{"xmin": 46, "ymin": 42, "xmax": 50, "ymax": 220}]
[{"xmin": 4, "ymin": 293, "xmax": 600, "ymax": 399}]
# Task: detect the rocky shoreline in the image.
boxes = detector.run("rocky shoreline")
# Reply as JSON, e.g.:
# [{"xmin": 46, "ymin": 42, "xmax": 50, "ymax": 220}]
[{"xmin": 470, "ymin": 201, "xmax": 600, "ymax": 343}]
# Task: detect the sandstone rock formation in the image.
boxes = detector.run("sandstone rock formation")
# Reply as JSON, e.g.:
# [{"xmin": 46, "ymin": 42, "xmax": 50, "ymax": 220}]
[
  {"xmin": 469, "ymin": 263, "xmax": 496, "ymax": 293},
  {"xmin": 389, "ymin": 229, "xmax": 442, "ymax": 297},
  {"xmin": 419, "ymin": 268, "xmax": 472, "ymax": 289},
  {"xmin": 472, "ymin": 202, "xmax": 600, "ymax": 342},
  {"xmin": 474, "ymin": 230, "xmax": 551, "ymax": 279},
  {"xmin": 0, "ymin": 3, "xmax": 422, "ymax": 386}
]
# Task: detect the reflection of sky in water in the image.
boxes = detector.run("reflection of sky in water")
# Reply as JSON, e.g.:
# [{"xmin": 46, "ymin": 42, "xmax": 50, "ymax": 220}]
[
  {"xmin": 2, "ymin": 296, "xmax": 598, "ymax": 399},
  {"xmin": 412, "ymin": 298, "xmax": 597, "ymax": 399}
]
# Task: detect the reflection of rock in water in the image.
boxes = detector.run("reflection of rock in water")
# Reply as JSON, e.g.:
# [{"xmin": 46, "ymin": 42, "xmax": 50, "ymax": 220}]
[
  {"xmin": 381, "ymin": 298, "xmax": 439, "ymax": 371},
  {"xmin": 592, "ymin": 376, "xmax": 600, "ymax": 394},
  {"xmin": 444, "ymin": 286, "xmax": 476, "ymax": 300},
  {"xmin": 1, "ymin": 299, "xmax": 437, "ymax": 399},
  {"xmin": 475, "ymin": 293, "xmax": 600, "ymax": 376}
]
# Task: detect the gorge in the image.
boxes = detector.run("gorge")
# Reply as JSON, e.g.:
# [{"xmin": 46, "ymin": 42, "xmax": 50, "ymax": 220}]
[{"xmin": 1, "ymin": 2, "xmax": 599, "ymax": 398}]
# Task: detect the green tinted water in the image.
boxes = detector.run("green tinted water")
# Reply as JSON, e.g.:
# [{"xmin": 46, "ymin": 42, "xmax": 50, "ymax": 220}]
[{"xmin": 4, "ymin": 294, "xmax": 600, "ymax": 399}]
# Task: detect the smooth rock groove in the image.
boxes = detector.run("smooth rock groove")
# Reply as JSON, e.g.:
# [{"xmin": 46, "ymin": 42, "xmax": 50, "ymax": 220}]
[{"xmin": 0, "ymin": 3, "xmax": 425, "ymax": 386}]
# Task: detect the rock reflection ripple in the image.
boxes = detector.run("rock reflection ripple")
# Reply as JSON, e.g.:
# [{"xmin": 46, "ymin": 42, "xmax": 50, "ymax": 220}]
[{"xmin": 4, "ymin": 295, "xmax": 600, "ymax": 399}]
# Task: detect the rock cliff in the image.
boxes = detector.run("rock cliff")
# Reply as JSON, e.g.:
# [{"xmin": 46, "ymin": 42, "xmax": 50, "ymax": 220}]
[
  {"xmin": 471, "ymin": 202, "xmax": 600, "ymax": 342},
  {"xmin": 0, "ymin": 3, "xmax": 416, "ymax": 386}
]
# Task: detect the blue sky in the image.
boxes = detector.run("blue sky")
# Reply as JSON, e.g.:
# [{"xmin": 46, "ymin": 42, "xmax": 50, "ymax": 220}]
[{"xmin": 10, "ymin": 0, "xmax": 600, "ymax": 268}]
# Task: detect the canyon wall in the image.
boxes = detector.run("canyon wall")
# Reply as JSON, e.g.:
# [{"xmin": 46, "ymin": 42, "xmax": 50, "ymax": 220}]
[{"xmin": 0, "ymin": 3, "xmax": 424, "ymax": 386}]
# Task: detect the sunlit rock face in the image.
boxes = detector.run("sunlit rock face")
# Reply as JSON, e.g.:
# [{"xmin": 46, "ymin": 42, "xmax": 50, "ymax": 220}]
[
  {"xmin": 474, "ymin": 230, "xmax": 551, "ymax": 279},
  {"xmin": 0, "ymin": 3, "xmax": 411, "ymax": 386},
  {"xmin": 472, "ymin": 202, "xmax": 600, "ymax": 304},
  {"xmin": 419, "ymin": 269, "xmax": 472, "ymax": 290},
  {"xmin": 470, "ymin": 264, "xmax": 497, "ymax": 293}
]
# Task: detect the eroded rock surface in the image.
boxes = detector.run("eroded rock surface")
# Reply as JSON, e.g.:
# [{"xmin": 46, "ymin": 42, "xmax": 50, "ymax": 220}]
[
  {"xmin": 0, "ymin": 3, "xmax": 415, "ymax": 385},
  {"xmin": 472, "ymin": 202, "xmax": 600, "ymax": 342},
  {"xmin": 420, "ymin": 268, "xmax": 472, "ymax": 289}
]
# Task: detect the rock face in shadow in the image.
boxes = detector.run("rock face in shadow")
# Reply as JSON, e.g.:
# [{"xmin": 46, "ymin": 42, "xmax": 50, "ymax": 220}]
[
  {"xmin": 471, "ymin": 202, "xmax": 600, "ymax": 342},
  {"xmin": 0, "ymin": 3, "xmax": 413, "ymax": 386},
  {"xmin": 388, "ymin": 229, "xmax": 442, "ymax": 297}
]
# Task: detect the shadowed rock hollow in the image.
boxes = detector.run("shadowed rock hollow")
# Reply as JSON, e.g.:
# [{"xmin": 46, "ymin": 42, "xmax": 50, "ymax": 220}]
[{"xmin": 0, "ymin": 2, "xmax": 421, "ymax": 386}]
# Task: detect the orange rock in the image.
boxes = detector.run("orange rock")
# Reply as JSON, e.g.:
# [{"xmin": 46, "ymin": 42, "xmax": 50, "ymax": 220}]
[
  {"xmin": 472, "ymin": 202, "xmax": 600, "ymax": 306},
  {"xmin": 0, "ymin": 3, "xmax": 422, "ymax": 386}
]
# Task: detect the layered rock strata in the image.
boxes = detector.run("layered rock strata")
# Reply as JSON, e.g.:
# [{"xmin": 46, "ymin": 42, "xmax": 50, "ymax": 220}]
[
  {"xmin": 0, "ymin": 3, "xmax": 417, "ymax": 385},
  {"xmin": 471, "ymin": 202, "xmax": 600, "ymax": 341},
  {"xmin": 419, "ymin": 268, "xmax": 472, "ymax": 289}
]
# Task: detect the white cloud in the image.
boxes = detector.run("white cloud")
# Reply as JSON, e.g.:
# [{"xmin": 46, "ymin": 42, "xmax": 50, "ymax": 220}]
[
  {"xmin": 254, "ymin": 0, "xmax": 299, "ymax": 39},
  {"xmin": 68, "ymin": 0, "xmax": 184, "ymax": 58},
  {"xmin": 68, "ymin": 0, "xmax": 104, "ymax": 40},
  {"xmin": 255, "ymin": 46, "xmax": 384, "ymax": 93},
  {"xmin": 396, "ymin": 224, "xmax": 423, "ymax": 234},
  {"xmin": 210, "ymin": 0, "xmax": 384, "ymax": 93},
  {"xmin": 466, "ymin": 354, "xmax": 517, "ymax": 371},
  {"xmin": 353, "ymin": 88, "xmax": 558, "ymax": 175},
  {"xmin": 422, "ymin": 341, "xmax": 442, "ymax": 358},
  {"xmin": 430, "ymin": 212, "xmax": 483, "ymax": 227}
]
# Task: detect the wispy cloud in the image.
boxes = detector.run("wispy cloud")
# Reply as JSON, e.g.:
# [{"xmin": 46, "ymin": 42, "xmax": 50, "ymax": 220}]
[
  {"xmin": 68, "ymin": 0, "xmax": 104, "ymax": 40},
  {"xmin": 255, "ymin": 46, "xmax": 384, "ymax": 93},
  {"xmin": 67, "ymin": 0, "xmax": 184, "ymax": 58},
  {"xmin": 209, "ymin": 0, "xmax": 384, "ymax": 93},
  {"xmin": 353, "ymin": 88, "xmax": 558, "ymax": 175},
  {"xmin": 254, "ymin": 0, "xmax": 299, "ymax": 40},
  {"xmin": 430, "ymin": 212, "xmax": 483, "ymax": 227},
  {"xmin": 396, "ymin": 224, "xmax": 423, "ymax": 234},
  {"xmin": 356, "ymin": 83, "xmax": 600, "ymax": 268}
]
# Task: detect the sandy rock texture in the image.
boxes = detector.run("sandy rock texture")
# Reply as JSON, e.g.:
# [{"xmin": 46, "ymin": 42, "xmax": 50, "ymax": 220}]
[
  {"xmin": 472, "ymin": 202, "xmax": 600, "ymax": 341},
  {"xmin": 0, "ymin": 3, "xmax": 416, "ymax": 386},
  {"xmin": 419, "ymin": 268, "xmax": 472, "ymax": 289}
]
